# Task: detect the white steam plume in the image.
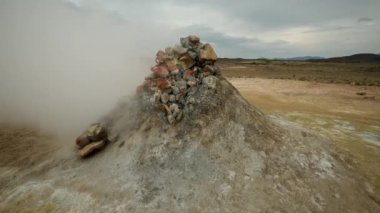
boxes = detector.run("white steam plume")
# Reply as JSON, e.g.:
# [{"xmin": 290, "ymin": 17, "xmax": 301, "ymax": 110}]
[{"xmin": 0, "ymin": 0, "xmax": 171, "ymax": 139}]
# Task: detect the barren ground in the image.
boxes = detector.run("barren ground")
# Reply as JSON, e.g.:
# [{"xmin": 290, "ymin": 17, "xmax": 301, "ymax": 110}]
[
  {"xmin": 219, "ymin": 59, "xmax": 380, "ymax": 86},
  {"xmin": 1, "ymin": 62, "xmax": 380, "ymax": 212},
  {"xmin": 229, "ymin": 77, "xmax": 380, "ymax": 196}
]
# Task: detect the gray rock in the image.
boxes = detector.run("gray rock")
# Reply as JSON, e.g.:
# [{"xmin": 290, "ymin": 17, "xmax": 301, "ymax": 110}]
[
  {"xmin": 175, "ymin": 93, "xmax": 182, "ymax": 101},
  {"xmin": 160, "ymin": 92, "xmax": 170, "ymax": 104},
  {"xmin": 173, "ymin": 44, "xmax": 187, "ymax": 55},
  {"xmin": 187, "ymin": 86, "xmax": 198, "ymax": 96},
  {"xmin": 180, "ymin": 37, "xmax": 191, "ymax": 48},
  {"xmin": 188, "ymin": 35, "xmax": 200, "ymax": 44},
  {"xmin": 204, "ymin": 65, "xmax": 216, "ymax": 74},
  {"xmin": 202, "ymin": 76, "xmax": 218, "ymax": 89},
  {"xmin": 188, "ymin": 50, "xmax": 198, "ymax": 59},
  {"xmin": 167, "ymin": 114, "xmax": 175, "ymax": 124},
  {"xmin": 176, "ymin": 80, "xmax": 188, "ymax": 92},
  {"xmin": 162, "ymin": 87, "xmax": 172, "ymax": 94},
  {"xmin": 150, "ymin": 90, "xmax": 161, "ymax": 104},
  {"xmin": 187, "ymin": 104, "xmax": 195, "ymax": 112},
  {"xmin": 175, "ymin": 110, "xmax": 183, "ymax": 121},
  {"xmin": 171, "ymin": 86, "xmax": 180, "ymax": 95},
  {"xmin": 188, "ymin": 97, "xmax": 196, "ymax": 104},
  {"xmin": 169, "ymin": 95, "xmax": 176, "ymax": 102},
  {"xmin": 179, "ymin": 96, "xmax": 186, "ymax": 105},
  {"xmin": 187, "ymin": 79, "xmax": 197, "ymax": 87},
  {"xmin": 169, "ymin": 103, "xmax": 179, "ymax": 113}
]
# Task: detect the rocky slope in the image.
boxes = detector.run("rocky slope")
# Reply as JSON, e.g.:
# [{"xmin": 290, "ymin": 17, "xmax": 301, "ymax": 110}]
[{"xmin": 1, "ymin": 37, "xmax": 379, "ymax": 212}]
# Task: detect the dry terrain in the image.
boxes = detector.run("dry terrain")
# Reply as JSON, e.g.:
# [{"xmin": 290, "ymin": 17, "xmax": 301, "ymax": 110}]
[
  {"xmin": 222, "ymin": 60, "xmax": 380, "ymax": 202},
  {"xmin": 0, "ymin": 61, "xmax": 380, "ymax": 212},
  {"xmin": 219, "ymin": 59, "xmax": 380, "ymax": 86}
]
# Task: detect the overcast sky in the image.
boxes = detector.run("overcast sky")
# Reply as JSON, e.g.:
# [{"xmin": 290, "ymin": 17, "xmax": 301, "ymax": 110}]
[{"xmin": 3, "ymin": 0, "xmax": 380, "ymax": 58}]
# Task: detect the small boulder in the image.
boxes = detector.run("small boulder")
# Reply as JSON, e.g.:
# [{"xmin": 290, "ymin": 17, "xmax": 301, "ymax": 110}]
[
  {"xmin": 169, "ymin": 103, "xmax": 179, "ymax": 113},
  {"xmin": 187, "ymin": 79, "xmax": 197, "ymax": 87},
  {"xmin": 76, "ymin": 135, "xmax": 90, "ymax": 148},
  {"xmin": 156, "ymin": 78, "xmax": 172, "ymax": 90},
  {"xmin": 155, "ymin": 50, "xmax": 166, "ymax": 63},
  {"xmin": 167, "ymin": 114, "xmax": 175, "ymax": 124},
  {"xmin": 179, "ymin": 54, "xmax": 195, "ymax": 69},
  {"xmin": 161, "ymin": 92, "xmax": 170, "ymax": 104},
  {"xmin": 204, "ymin": 65, "xmax": 216, "ymax": 74},
  {"xmin": 165, "ymin": 58, "xmax": 179, "ymax": 72},
  {"xmin": 171, "ymin": 86, "xmax": 180, "ymax": 94},
  {"xmin": 176, "ymin": 110, "xmax": 183, "ymax": 121},
  {"xmin": 200, "ymin": 44, "xmax": 218, "ymax": 62},
  {"xmin": 164, "ymin": 47, "xmax": 174, "ymax": 59},
  {"xmin": 173, "ymin": 44, "xmax": 187, "ymax": 56},
  {"xmin": 79, "ymin": 140, "xmax": 106, "ymax": 158},
  {"xmin": 188, "ymin": 50, "xmax": 198, "ymax": 59},
  {"xmin": 158, "ymin": 104, "xmax": 171, "ymax": 115},
  {"xmin": 180, "ymin": 37, "xmax": 191, "ymax": 48},
  {"xmin": 188, "ymin": 35, "xmax": 200, "ymax": 44},
  {"xmin": 151, "ymin": 65, "xmax": 169, "ymax": 78},
  {"xmin": 169, "ymin": 94, "xmax": 176, "ymax": 102},
  {"xmin": 86, "ymin": 124, "xmax": 107, "ymax": 142},
  {"xmin": 188, "ymin": 97, "xmax": 196, "ymax": 104},
  {"xmin": 183, "ymin": 69, "xmax": 196, "ymax": 80},
  {"xmin": 176, "ymin": 80, "xmax": 188, "ymax": 92}
]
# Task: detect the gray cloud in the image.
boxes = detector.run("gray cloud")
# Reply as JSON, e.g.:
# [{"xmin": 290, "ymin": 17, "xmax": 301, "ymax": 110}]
[
  {"xmin": 168, "ymin": 25, "xmax": 290, "ymax": 58},
  {"xmin": 358, "ymin": 17, "xmax": 373, "ymax": 23},
  {"xmin": 2, "ymin": 0, "xmax": 380, "ymax": 59},
  {"xmin": 64, "ymin": 0, "xmax": 82, "ymax": 9},
  {"xmin": 302, "ymin": 25, "xmax": 353, "ymax": 34},
  {"xmin": 88, "ymin": 0, "xmax": 380, "ymax": 58}
]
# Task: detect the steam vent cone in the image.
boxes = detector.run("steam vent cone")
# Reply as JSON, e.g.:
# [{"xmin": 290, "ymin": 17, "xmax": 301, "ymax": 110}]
[{"xmin": 2, "ymin": 36, "xmax": 379, "ymax": 212}]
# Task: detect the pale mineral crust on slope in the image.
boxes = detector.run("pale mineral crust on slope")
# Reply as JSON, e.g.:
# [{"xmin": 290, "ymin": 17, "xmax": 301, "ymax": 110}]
[{"xmin": 0, "ymin": 36, "xmax": 379, "ymax": 212}]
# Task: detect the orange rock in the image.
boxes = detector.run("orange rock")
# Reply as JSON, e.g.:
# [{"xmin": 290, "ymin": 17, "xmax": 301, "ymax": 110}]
[
  {"xmin": 155, "ymin": 78, "xmax": 171, "ymax": 90},
  {"xmin": 151, "ymin": 65, "xmax": 169, "ymax": 78},
  {"xmin": 183, "ymin": 69, "xmax": 196, "ymax": 80}
]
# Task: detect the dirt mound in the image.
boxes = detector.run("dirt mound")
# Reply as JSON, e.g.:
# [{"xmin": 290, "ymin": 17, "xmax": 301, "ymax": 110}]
[{"xmin": 1, "ymin": 37, "xmax": 379, "ymax": 212}]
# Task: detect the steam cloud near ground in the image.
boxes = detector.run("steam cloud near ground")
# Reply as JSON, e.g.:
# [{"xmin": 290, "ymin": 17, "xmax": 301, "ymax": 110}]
[{"xmin": 0, "ymin": 0, "xmax": 170, "ymax": 139}]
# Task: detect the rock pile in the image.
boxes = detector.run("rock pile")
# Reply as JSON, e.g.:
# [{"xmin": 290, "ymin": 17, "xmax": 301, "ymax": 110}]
[
  {"xmin": 76, "ymin": 123, "xmax": 108, "ymax": 157},
  {"xmin": 136, "ymin": 35, "xmax": 220, "ymax": 124},
  {"xmin": 75, "ymin": 35, "xmax": 219, "ymax": 157}
]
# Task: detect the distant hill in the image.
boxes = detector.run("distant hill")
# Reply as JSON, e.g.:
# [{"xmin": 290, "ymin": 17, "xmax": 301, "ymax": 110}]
[
  {"xmin": 278, "ymin": 56, "xmax": 325, "ymax": 61},
  {"xmin": 310, "ymin": 53, "xmax": 380, "ymax": 63},
  {"xmin": 219, "ymin": 53, "xmax": 380, "ymax": 63}
]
